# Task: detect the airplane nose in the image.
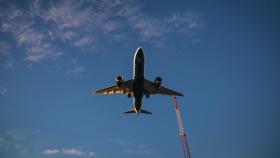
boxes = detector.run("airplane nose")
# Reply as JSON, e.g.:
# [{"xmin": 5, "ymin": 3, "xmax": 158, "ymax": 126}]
[
  {"xmin": 137, "ymin": 47, "xmax": 143, "ymax": 53},
  {"xmin": 134, "ymin": 47, "xmax": 144, "ymax": 63},
  {"xmin": 136, "ymin": 47, "xmax": 143, "ymax": 57}
]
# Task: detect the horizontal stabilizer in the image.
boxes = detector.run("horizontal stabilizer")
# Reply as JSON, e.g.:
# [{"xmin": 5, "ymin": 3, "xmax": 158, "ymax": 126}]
[
  {"xmin": 124, "ymin": 109, "xmax": 152, "ymax": 114},
  {"xmin": 140, "ymin": 109, "xmax": 152, "ymax": 114},
  {"xmin": 124, "ymin": 109, "xmax": 136, "ymax": 114}
]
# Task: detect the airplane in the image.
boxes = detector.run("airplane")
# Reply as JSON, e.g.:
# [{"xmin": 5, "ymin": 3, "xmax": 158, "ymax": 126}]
[{"xmin": 93, "ymin": 47, "xmax": 183, "ymax": 114}]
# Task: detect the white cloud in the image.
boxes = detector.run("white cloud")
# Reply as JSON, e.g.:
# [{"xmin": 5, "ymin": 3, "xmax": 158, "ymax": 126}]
[
  {"xmin": 130, "ymin": 15, "xmax": 166, "ymax": 41},
  {"xmin": 41, "ymin": 0, "xmax": 97, "ymax": 47},
  {"xmin": 0, "ymin": 2, "xmax": 63, "ymax": 62},
  {"xmin": 6, "ymin": 130, "xmax": 25, "ymax": 141},
  {"xmin": 41, "ymin": 149, "xmax": 60, "ymax": 155},
  {"xmin": 116, "ymin": 2, "xmax": 202, "ymax": 43},
  {"xmin": 66, "ymin": 65, "xmax": 86, "ymax": 75},
  {"xmin": 0, "ymin": 137, "xmax": 6, "ymax": 145},
  {"xmin": 65, "ymin": 59, "xmax": 86, "ymax": 77},
  {"xmin": 116, "ymin": 2, "xmax": 166, "ymax": 42},
  {"xmin": 0, "ymin": 86, "xmax": 7, "ymax": 96},
  {"xmin": 110, "ymin": 138, "xmax": 157, "ymax": 156},
  {"xmin": 113, "ymin": 138, "xmax": 131, "ymax": 146},
  {"xmin": 0, "ymin": 0, "xmax": 203, "ymax": 63},
  {"xmin": 0, "ymin": 130, "xmax": 43, "ymax": 154},
  {"xmin": 192, "ymin": 38, "xmax": 201, "ymax": 46},
  {"xmin": 0, "ymin": 135, "xmax": 26, "ymax": 153},
  {"xmin": 26, "ymin": 43, "xmax": 63, "ymax": 62},
  {"xmin": 0, "ymin": 137, "xmax": 8, "ymax": 151},
  {"xmin": 3, "ymin": 61, "xmax": 16, "ymax": 69},
  {"xmin": 123, "ymin": 144, "xmax": 154, "ymax": 155},
  {"xmin": 41, "ymin": 148, "xmax": 95, "ymax": 157},
  {"xmin": 0, "ymin": 41, "xmax": 10, "ymax": 57},
  {"xmin": 73, "ymin": 36, "xmax": 94, "ymax": 47},
  {"xmin": 62, "ymin": 148, "xmax": 83, "ymax": 156},
  {"xmin": 165, "ymin": 11, "xmax": 203, "ymax": 31},
  {"xmin": 44, "ymin": 1, "xmax": 91, "ymax": 30},
  {"xmin": 14, "ymin": 143, "xmax": 23, "ymax": 149},
  {"xmin": 0, "ymin": 42, "xmax": 16, "ymax": 69},
  {"xmin": 124, "ymin": 148, "xmax": 154, "ymax": 155},
  {"xmin": 61, "ymin": 31, "xmax": 79, "ymax": 41},
  {"xmin": 88, "ymin": 152, "xmax": 95, "ymax": 157},
  {"xmin": 62, "ymin": 148, "xmax": 95, "ymax": 157}
]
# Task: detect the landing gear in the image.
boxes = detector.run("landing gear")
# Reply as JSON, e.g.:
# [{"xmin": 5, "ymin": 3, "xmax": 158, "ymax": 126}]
[{"xmin": 146, "ymin": 94, "xmax": 150, "ymax": 98}]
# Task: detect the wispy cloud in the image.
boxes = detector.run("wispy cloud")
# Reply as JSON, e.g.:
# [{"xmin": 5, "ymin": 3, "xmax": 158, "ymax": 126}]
[
  {"xmin": 41, "ymin": 149, "xmax": 59, "ymax": 155},
  {"xmin": 124, "ymin": 149, "xmax": 154, "ymax": 155},
  {"xmin": 44, "ymin": 1, "xmax": 91, "ymax": 30},
  {"xmin": 6, "ymin": 129, "xmax": 25, "ymax": 141},
  {"xmin": 0, "ymin": 136, "xmax": 26, "ymax": 154},
  {"xmin": 73, "ymin": 36, "xmax": 94, "ymax": 48},
  {"xmin": 43, "ymin": 0, "xmax": 96, "ymax": 47},
  {"xmin": 112, "ymin": 138, "xmax": 131, "ymax": 146},
  {"xmin": 0, "ymin": 86, "xmax": 7, "ymax": 96},
  {"xmin": 124, "ymin": 145, "xmax": 155, "ymax": 155},
  {"xmin": 0, "ymin": 1, "xmax": 62, "ymax": 62},
  {"xmin": 41, "ymin": 148, "xmax": 95, "ymax": 157},
  {"xmin": 0, "ymin": 41, "xmax": 10, "ymax": 57},
  {"xmin": 65, "ymin": 59, "xmax": 86, "ymax": 77},
  {"xmin": 0, "ymin": 0, "xmax": 203, "ymax": 63},
  {"xmin": 110, "ymin": 138, "xmax": 157, "ymax": 156},
  {"xmin": 165, "ymin": 11, "xmax": 203, "ymax": 31},
  {"xmin": 0, "ymin": 41, "xmax": 17, "ymax": 69},
  {"xmin": 0, "ymin": 137, "xmax": 7, "ymax": 148},
  {"xmin": 117, "ymin": 3, "xmax": 202, "ymax": 43},
  {"xmin": 0, "ymin": 130, "xmax": 42, "ymax": 155},
  {"xmin": 62, "ymin": 148, "xmax": 95, "ymax": 157},
  {"xmin": 2, "ymin": 60, "xmax": 17, "ymax": 69},
  {"xmin": 129, "ymin": 15, "xmax": 166, "ymax": 41}
]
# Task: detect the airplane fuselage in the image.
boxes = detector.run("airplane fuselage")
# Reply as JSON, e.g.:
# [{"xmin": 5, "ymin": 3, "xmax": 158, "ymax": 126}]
[{"xmin": 132, "ymin": 48, "xmax": 145, "ymax": 113}]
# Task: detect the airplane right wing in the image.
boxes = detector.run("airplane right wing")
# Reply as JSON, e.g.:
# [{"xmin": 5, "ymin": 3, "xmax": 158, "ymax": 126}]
[
  {"xmin": 144, "ymin": 79, "xmax": 184, "ymax": 96},
  {"xmin": 92, "ymin": 79, "xmax": 133, "ymax": 95}
]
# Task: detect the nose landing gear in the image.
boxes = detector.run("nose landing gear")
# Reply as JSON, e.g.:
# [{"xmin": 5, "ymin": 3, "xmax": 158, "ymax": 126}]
[{"xmin": 146, "ymin": 94, "xmax": 150, "ymax": 99}]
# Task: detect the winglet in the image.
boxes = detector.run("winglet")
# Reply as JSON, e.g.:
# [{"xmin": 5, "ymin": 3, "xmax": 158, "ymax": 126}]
[
  {"xmin": 90, "ymin": 91, "xmax": 97, "ymax": 96},
  {"xmin": 176, "ymin": 93, "xmax": 184, "ymax": 97}
]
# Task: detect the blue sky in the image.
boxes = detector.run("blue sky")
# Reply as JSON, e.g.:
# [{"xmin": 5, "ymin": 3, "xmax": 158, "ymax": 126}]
[{"xmin": 0, "ymin": 0, "xmax": 279, "ymax": 157}]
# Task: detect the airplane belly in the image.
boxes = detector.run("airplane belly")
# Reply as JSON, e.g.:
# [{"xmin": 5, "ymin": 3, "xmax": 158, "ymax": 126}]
[
  {"xmin": 132, "ymin": 78, "xmax": 144, "ymax": 98},
  {"xmin": 134, "ymin": 63, "xmax": 144, "ymax": 78},
  {"xmin": 133, "ymin": 97, "xmax": 142, "ymax": 111}
]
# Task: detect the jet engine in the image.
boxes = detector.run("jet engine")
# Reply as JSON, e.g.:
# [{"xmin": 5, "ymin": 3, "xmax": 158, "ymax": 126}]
[
  {"xmin": 116, "ymin": 75, "xmax": 124, "ymax": 87},
  {"xmin": 154, "ymin": 77, "xmax": 162, "ymax": 88}
]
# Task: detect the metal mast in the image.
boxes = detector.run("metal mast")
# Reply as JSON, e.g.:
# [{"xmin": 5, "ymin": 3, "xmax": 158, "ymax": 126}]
[{"xmin": 172, "ymin": 96, "xmax": 191, "ymax": 158}]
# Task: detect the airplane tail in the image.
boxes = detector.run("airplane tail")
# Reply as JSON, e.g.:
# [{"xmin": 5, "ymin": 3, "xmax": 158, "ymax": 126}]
[
  {"xmin": 124, "ymin": 109, "xmax": 152, "ymax": 114},
  {"xmin": 140, "ymin": 109, "xmax": 152, "ymax": 114}
]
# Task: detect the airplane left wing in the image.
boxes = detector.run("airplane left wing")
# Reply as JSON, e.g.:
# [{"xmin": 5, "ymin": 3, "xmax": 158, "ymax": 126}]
[
  {"xmin": 92, "ymin": 79, "xmax": 133, "ymax": 95},
  {"xmin": 144, "ymin": 79, "xmax": 184, "ymax": 96}
]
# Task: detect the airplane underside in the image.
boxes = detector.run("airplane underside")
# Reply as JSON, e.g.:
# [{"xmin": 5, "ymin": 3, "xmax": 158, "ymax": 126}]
[
  {"xmin": 124, "ymin": 108, "xmax": 152, "ymax": 114},
  {"xmin": 93, "ymin": 47, "xmax": 183, "ymax": 115}
]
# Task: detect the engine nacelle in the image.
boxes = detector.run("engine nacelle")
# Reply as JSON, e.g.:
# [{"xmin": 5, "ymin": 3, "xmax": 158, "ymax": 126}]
[
  {"xmin": 154, "ymin": 77, "xmax": 162, "ymax": 88},
  {"xmin": 116, "ymin": 75, "xmax": 124, "ymax": 87}
]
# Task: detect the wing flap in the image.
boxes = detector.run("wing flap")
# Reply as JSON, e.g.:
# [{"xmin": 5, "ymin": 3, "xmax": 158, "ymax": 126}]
[
  {"xmin": 144, "ymin": 79, "xmax": 184, "ymax": 96},
  {"xmin": 93, "ymin": 79, "xmax": 133, "ymax": 95}
]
